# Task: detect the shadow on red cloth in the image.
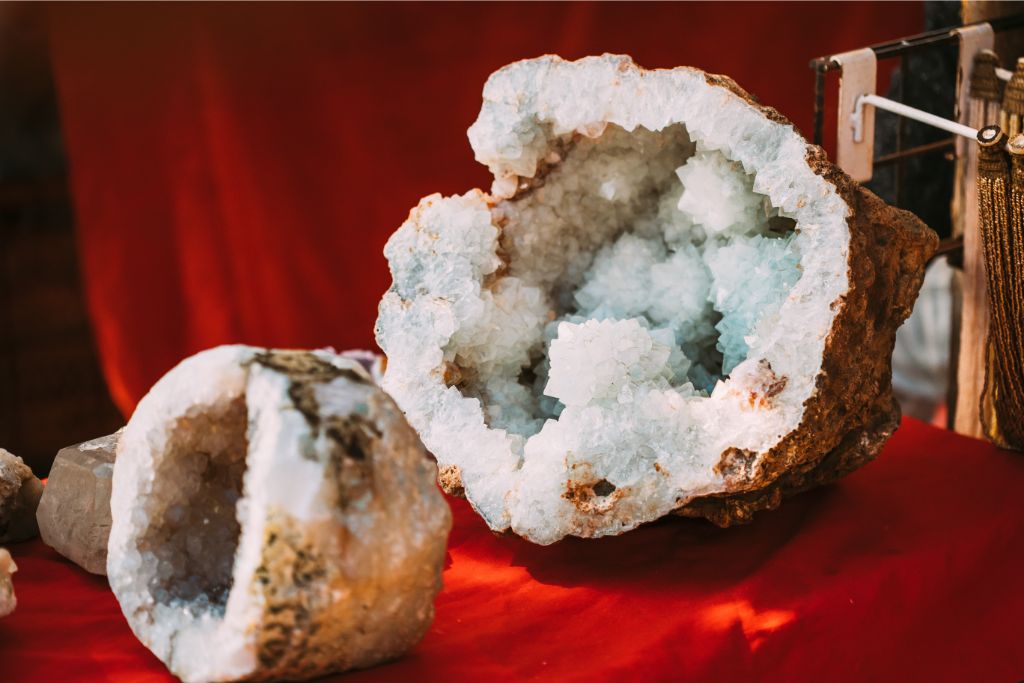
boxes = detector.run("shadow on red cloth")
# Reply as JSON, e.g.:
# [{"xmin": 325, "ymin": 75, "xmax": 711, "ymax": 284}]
[
  {"xmin": 505, "ymin": 490, "xmax": 828, "ymax": 590},
  {"xmin": 4, "ymin": 419, "xmax": 1024, "ymax": 682}
]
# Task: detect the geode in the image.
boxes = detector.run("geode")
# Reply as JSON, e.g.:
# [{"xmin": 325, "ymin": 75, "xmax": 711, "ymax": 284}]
[
  {"xmin": 0, "ymin": 447, "xmax": 43, "ymax": 543},
  {"xmin": 107, "ymin": 346, "xmax": 451, "ymax": 683},
  {"xmin": 0, "ymin": 547, "xmax": 15, "ymax": 617},
  {"xmin": 376, "ymin": 55, "xmax": 936, "ymax": 545}
]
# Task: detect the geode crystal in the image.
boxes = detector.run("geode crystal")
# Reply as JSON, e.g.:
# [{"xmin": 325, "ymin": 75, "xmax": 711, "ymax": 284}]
[
  {"xmin": 107, "ymin": 346, "xmax": 451, "ymax": 683},
  {"xmin": 376, "ymin": 55, "xmax": 936, "ymax": 544}
]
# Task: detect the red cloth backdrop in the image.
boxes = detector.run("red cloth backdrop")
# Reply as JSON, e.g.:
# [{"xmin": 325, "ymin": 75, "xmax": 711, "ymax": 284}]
[
  {"xmin": 5, "ymin": 418, "xmax": 1024, "ymax": 682},
  {"xmin": 45, "ymin": 2, "xmax": 923, "ymax": 416}
]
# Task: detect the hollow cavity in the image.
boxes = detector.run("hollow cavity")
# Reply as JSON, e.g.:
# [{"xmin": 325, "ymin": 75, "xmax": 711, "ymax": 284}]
[
  {"xmin": 137, "ymin": 396, "xmax": 248, "ymax": 616},
  {"xmin": 446, "ymin": 123, "xmax": 801, "ymax": 440}
]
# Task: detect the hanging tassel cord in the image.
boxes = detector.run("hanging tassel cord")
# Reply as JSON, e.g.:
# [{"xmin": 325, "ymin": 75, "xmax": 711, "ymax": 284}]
[
  {"xmin": 971, "ymin": 50, "xmax": 1004, "ymax": 129},
  {"xmin": 1005, "ymin": 136, "xmax": 1024, "ymax": 439},
  {"xmin": 1000, "ymin": 58, "xmax": 1024, "ymax": 138},
  {"xmin": 977, "ymin": 125, "xmax": 1024, "ymax": 447},
  {"xmin": 977, "ymin": 126, "xmax": 1010, "ymax": 446}
]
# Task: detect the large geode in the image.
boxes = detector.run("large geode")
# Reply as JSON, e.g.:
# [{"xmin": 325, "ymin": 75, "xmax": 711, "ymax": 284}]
[
  {"xmin": 108, "ymin": 346, "xmax": 451, "ymax": 682},
  {"xmin": 376, "ymin": 55, "xmax": 936, "ymax": 545}
]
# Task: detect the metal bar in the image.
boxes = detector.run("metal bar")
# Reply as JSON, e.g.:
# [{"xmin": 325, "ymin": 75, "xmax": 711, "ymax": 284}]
[
  {"xmin": 854, "ymin": 94, "xmax": 979, "ymax": 141},
  {"xmin": 873, "ymin": 137, "xmax": 956, "ymax": 167},
  {"xmin": 860, "ymin": 14, "xmax": 1024, "ymax": 61},
  {"xmin": 809, "ymin": 14, "xmax": 1024, "ymax": 73}
]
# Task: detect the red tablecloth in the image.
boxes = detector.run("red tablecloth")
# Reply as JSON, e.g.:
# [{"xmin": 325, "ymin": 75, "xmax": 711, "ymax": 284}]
[{"xmin": 3, "ymin": 417, "xmax": 1024, "ymax": 682}]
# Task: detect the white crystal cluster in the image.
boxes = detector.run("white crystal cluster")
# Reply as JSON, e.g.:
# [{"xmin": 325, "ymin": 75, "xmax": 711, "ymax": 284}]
[
  {"xmin": 108, "ymin": 345, "xmax": 451, "ymax": 682},
  {"xmin": 377, "ymin": 55, "xmax": 850, "ymax": 544}
]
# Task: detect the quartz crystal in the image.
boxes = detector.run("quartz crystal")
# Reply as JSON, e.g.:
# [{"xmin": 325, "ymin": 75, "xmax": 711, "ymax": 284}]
[
  {"xmin": 107, "ymin": 346, "xmax": 451, "ymax": 683},
  {"xmin": 0, "ymin": 447, "xmax": 43, "ymax": 543},
  {"xmin": 36, "ymin": 432, "xmax": 119, "ymax": 575},
  {"xmin": 0, "ymin": 548, "xmax": 15, "ymax": 617},
  {"xmin": 376, "ymin": 55, "xmax": 937, "ymax": 544}
]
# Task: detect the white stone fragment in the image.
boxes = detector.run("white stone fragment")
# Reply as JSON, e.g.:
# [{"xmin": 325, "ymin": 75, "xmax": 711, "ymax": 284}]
[{"xmin": 108, "ymin": 345, "xmax": 451, "ymax": 682}]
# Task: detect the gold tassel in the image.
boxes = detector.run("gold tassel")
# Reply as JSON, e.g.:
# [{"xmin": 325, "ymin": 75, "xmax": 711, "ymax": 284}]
[
  {"xmin": 1000, "ymin": 57, "xmax": 1024, "ymax": 138},
  {"xmin": 1003, "ymin": 134, "xmax": 1024, "ymax": 446},
  {"xmin": 970, "ymin": 50, "xmax": 1003, "ymax": 129},
  {"xmin": 977, "ymin": 125, "xmax": 1024, "ymax": 448},
  {"xmin": 952, "ymin": 51, "xmax": 1005, "ymax": 440}
]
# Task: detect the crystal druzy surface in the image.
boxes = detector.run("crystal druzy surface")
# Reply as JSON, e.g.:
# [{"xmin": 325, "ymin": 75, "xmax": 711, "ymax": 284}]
[{"xmin": 377, "ymin": 55, "xmax": 936, "ymax": 544}]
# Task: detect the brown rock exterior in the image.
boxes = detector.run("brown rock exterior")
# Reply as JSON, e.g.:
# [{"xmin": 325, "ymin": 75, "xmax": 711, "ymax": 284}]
[
  {"xmin": 672, "ymin": 89, "xmax": 938, "ymax": 525},
  {"xmin": 36, "ymin": 432, "xmax": 119, "ymax": 574},
  {"xmin": 0, "ymin": 447, "xmax": 43, "ymax": 543}
]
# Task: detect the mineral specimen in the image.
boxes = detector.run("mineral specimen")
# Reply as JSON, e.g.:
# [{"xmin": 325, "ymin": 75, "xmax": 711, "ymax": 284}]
[
  {"xmin": 376, "ymin": 55, "xmax": 936, "ymax": 544},
  {"xmin": 0, "ymin": 447, "xmax": 43, "ymax": 543},
  {"xmin": 0, "ymin": 548, "xmax": 15, "ymax": 617},
  {"xmin": 36, "ymin": 432, "xmax": 119, "ymax": 575},
  {"xmin": 107, "ymin": 346, "xmax": 451, "ymax": 683}
]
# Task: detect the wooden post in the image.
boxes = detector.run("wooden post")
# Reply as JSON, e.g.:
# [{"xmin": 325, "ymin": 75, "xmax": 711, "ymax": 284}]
[{"xmin": 952, "ymin": 25, "xmax": 995, "ymax": 439}]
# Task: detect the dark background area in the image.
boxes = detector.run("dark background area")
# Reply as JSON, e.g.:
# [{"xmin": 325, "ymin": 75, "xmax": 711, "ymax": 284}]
[{"xmin": 0, "ymin": 6, "xmax": 122, "ymax": 474}]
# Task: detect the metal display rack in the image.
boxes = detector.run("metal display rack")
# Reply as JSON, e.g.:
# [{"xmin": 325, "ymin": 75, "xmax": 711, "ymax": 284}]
[{"xmin": 810, "ymin": 13, "xmax": 1024, "ymax": 263}]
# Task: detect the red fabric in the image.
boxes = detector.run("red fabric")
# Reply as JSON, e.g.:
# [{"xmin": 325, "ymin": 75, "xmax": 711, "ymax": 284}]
[
  {"xmin": 3, "ymin": 418, "xmax": 1024, "ymax": 681},
  {"xmin": 45, "ymin": 2, "xmax": 923, "ymax": 417}
]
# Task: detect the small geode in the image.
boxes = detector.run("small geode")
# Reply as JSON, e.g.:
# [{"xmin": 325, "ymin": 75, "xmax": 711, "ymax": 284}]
[
  {"xmin": 376, "ymin": 55, "xmax": 936, "ymax": 544},
  {"xmin": 107, "ymin": 346, "xmax": 451, "ymax": 683}
]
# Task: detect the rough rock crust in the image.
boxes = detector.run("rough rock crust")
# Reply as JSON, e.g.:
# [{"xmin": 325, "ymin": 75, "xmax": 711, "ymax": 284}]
[
  {"xmin": 0, "ymin": 447, "xmax": 43, "ymax": 543},
  {"xmin": 377, "ymin": 54, "xmax": 936, "ymax": 543},
  {"xmin": 108, "ymin": 346, "xmax": 451, "ymax": 683},
  {"xmin": 677, "ymin": 147, "xmax": 934, "ymax": 525}
]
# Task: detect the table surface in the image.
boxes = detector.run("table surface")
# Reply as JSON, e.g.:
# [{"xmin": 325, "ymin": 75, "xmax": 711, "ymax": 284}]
[{"xmin": 3, "ymin": 417, "xmax": 1023, "ymax": 682}]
